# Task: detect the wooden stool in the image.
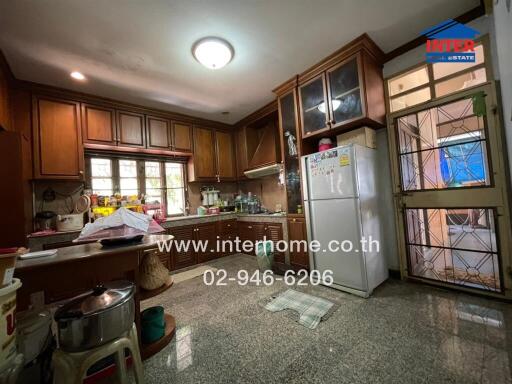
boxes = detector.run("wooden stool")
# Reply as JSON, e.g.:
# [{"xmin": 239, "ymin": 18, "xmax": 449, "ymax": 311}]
[{"xmin": 52, "ymin": 323, "xmax": 144, "ymax": 384}]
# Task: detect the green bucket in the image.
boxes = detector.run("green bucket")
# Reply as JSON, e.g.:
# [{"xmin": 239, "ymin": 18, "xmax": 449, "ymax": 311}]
[{"xmin": 141, "ymin": 306, "xmax": 165, "ymax": 344}]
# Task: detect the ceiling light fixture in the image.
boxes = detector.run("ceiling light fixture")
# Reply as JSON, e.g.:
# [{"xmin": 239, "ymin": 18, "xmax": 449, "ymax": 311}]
[
  {"xmin": 192, "ymin": 37, "xmax": 234, "ymax": 70},
  {"xmin": 70, "ymin": 71, "xmax": 86, "ymax": 80}
]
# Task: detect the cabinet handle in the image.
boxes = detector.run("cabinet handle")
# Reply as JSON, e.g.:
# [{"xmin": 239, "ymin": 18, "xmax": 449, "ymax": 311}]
[
  {"xmin": 227, "ymin": 224, "xmax": 231, "ymax": 227},
  {"xmin": 292, "ymin": 218, "xmax": 296, "ymax": 222},
  {"xmin": 79, "ymin": 170, "xmax": 84, "ymax": 175},
  {"xmin": 248, "ymin": 226, "xmax": 252, "ymax": 229}
]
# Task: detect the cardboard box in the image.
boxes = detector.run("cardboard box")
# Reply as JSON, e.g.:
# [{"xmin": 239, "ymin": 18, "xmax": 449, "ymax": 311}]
[{"xmin": 337, "ymin": 127, "xmax": 377, "ymax": 149}]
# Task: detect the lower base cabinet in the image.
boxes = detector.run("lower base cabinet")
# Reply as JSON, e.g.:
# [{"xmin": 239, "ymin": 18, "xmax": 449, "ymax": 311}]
[
  {"xmin": 167, "ymin": 219, "xmax": 286, "ymax": 270},
  {"xmin": 168, "ymin": 226, "xmax": 196, "ymax": 270},
  {"xmin": 287, "ymin": 217, "xmax": 309, "ymax": 269}
]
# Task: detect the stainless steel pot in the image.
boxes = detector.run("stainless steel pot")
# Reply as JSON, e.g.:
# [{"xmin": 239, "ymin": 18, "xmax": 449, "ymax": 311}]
[{"xmin": 54, "ymin": 280, "xmax": 135, "ymax": 352}]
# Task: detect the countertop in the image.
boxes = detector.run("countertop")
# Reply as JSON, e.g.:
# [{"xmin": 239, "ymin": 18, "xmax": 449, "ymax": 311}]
[{"xmin": 17, "ymin": 234, "xmax": 173, "ymax": 270}]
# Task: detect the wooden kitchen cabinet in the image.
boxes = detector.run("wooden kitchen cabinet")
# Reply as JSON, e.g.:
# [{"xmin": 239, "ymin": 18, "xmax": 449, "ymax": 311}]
[
  {"xmin": 264, "ymin": 223, "xmax": 284, "ymax": 263},
  {"xmin": 297, "ymin": 35, "xmax": 385, "ymax": 139},
  {"xmin": 146, "ymin": 115, "xmax": 171, "ymax": 150},
  {"xmin": 238, "ymin": 222, "xmax": 265, "ymax": 255},
  {"xmin": 215, "ymin": 130, "xmax": 236, "ymax": 180},
  {"xmin": 190, "ymin": 126, "xmax": 216, "ymax": 180},
  {"xmin": 195, "ymin": 222, "xmax": 218, "ymax": 263},
  {"xmin": 172, "ymin": 122, "xmax": 192, "ymax": 152},
  {"xmin": 116, "ymin": 110, "xmax": 145, "ymax": 148},
  {"xmin": 298, "ymin": 74, "xmax": 330, "ymax": 137},
  {"xmin": 189, "ymin": 127, "xmax": 235, "ymax": 182},
  {"xmin": 218, "ymin": 219, "xmax": 238, "ymax": 255},
  {"xmin": 288, "ymin": 217, "xmax": 309, "ymax": 269},
  {"xmin": 235, "ymin": 127, "xmax": 249, "ymax": 179},
  {"xmin": 33, "ymin": 95, "xmax": 84, "ymax": 179},
  {"xmin": 81, "ymin": 103, "xmax": 116, "ymax": 145},
  {"xmin": 169, "ymin": 226, "xmax": 196, "ymax": 270}
]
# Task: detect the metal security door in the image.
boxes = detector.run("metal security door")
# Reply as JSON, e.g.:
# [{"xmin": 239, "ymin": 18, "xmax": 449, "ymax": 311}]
[{"xmin": 388, "ymin": 83, "xmax": 512, "ymax": 297}]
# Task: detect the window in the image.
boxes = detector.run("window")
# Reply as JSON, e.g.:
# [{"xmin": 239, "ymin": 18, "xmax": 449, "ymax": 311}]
[
  {"xmin": 145, "ymin": 161, "xmax": 162, "ymax": 205},
  {"xmin": 86, "ymin": 156, "xmax": 186, "ymax": 216},
  {"xmin": 165, "ymin": 163, "xmax": 185, "ymax": 215},
  {"xmin": 90, "ymin": 158, "xmax": 113, "ymax": 195},
  {"xmin": 119, "ymin": 160, "xmax": 138, "ymax": 197},
  {"xmin": 387, "ymin": 40, "xmax": 489, "ymax": 113}
]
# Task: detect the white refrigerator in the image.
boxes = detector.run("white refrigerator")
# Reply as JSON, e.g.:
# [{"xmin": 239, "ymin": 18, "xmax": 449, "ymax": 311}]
[{"xmin": 301, "ymin": 144, "xmax": 388, "ymax": 297}]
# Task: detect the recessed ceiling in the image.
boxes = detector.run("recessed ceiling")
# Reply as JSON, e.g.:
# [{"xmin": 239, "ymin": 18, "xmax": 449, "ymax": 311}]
[{"xmin": 0, "ymin": 0, "xmax": 479, "ymax": 124}]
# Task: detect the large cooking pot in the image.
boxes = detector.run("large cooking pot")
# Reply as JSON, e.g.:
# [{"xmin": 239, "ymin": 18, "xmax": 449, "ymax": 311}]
[{"xmin": 54, "ymin": 280, "xmax": 135, "ymax": 352}]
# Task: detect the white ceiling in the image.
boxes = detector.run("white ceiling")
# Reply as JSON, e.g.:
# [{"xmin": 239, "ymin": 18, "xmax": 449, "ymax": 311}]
[{"xmin": 0, "ymin": 0, "xmax": 479, "ymax": 124}]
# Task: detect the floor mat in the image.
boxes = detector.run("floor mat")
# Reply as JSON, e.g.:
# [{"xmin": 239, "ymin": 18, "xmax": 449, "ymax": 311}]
[
  {"xmin": 261, "ymin": 289, "xmax": 337, "ymax": 329},
  {"xmin": 171, "ymin": 265, "xmax": 218, "ymax": 284}
]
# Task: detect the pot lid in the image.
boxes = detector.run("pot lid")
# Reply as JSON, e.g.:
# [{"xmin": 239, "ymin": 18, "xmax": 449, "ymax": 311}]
[{"xmin": 54, "ymin": 280, "xmax": 134, "ymax": 320}]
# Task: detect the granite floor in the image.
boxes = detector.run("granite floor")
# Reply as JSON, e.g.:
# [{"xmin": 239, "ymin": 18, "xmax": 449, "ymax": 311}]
[{"xmin": 139, "ymin": 254, "xmax": 512, "ymax": 384}]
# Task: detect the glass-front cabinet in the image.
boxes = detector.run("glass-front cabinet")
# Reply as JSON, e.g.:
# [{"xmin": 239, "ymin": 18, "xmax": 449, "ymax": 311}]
[
  {"xmin": 297, "ymin": 49, "xmax": 384, "ymax": 138},
  {"xmin": 298, "ymin": 75, "xmax": 329, "ymax": 137},
  {"xmin": 327, "ymin": 55, "xmax": 364, "ymax": 129},
  {"xmin": 278, "ymin": 89, "xmax": 303, "ymax": 215}
]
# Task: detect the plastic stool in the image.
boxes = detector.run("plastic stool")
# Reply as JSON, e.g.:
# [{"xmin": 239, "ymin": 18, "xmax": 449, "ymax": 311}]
[{"xmin": 52, "ymin": 323, "xmax": 144, "ymax": 384}]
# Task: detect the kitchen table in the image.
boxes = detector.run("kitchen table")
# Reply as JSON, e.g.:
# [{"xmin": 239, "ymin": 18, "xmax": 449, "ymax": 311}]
[{"xmin": 14, "ymin": 234, "xmax": 176, "ymax": 360}]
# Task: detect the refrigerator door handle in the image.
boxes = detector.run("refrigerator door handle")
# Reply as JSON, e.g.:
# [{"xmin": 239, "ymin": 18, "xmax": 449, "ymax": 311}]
[{"xmin": 303, "ymin": 201, "xmax": 315, "ymax": 271}]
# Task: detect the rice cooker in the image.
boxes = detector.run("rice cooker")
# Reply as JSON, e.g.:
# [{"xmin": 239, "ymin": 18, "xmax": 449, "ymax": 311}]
[{"xmin": 56, "ymin": 213, "xmax": 84, "ymax": 232}]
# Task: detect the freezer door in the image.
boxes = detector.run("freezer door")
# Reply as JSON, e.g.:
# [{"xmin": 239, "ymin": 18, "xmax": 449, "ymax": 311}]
[
  {"xmin": 304, "ymin": 146, "xmax": 358, "ymax": 201},
  {"xmin": 308, "ymin": 198, "xmax": 367, "ymax": 291}
]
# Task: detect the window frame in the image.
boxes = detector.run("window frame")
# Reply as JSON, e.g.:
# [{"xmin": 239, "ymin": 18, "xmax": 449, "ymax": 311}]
[
  {"xmin": 386, "ymin": 35, "xmax": 493, "ymax": 117},
  {"xmin": 85, "ymin": 154, "xmax": 188, "ymax": 217}
]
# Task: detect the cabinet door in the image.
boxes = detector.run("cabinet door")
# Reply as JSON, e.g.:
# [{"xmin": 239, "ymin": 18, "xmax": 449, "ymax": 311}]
[
  {"xmin": 288, "ymin": 217, "xmax": 309, "ymax": 268},
  {"xmin": 298, "ymin": 74, "xmax": 329, "ymax": 137},
  {"xmin": 33, "ymin": 96, "xmax": 84, "ymax": 179},
  {"xmin": 169, "ymin": 226, "xmax": 196, "ymax": 270},
  {"xmin": 116, "ymin": 110, "xmax": 145, "ymax": 148},
  {"xmin": 146, "ymin": 115, "xmax": 171, "ymax": 150},
  {"xmin": 238, "ymin": 222, "xmax": 265, "ymax": 255},
  {"xmin": 218, "ymin": 219, "xmax": 238, "ymax": 257},
  {"xmin": 215, "ymin": 130, "xmax": 236, "ymax": 180},
  {"xmin": 192, "ymin": 126, "xmax": 216, "ymax": 179},
  {"xmin": 196, "ymin": 223, "xmax": 217, "ymax": 263},
  {"xmin": 81, "ymin": 104, "xmax": 116, "ymax": 145},
  {"xmin": 327, "ymin": 55, "xmax": 364, "ymax": 128},
  {"xmin": 279, "ymin": 91, "xmax": 303, "ymax": 214},
  {"xmin": 265, "ymin": 223, "xmax": 284, "ymax": 263},
  {"xmin": 235, "ymin": 127, "xmax": 248, "ymax": 179},
  {"xmin": 172, "ymin": 122, "xmax": 192, "ymax": 152}
]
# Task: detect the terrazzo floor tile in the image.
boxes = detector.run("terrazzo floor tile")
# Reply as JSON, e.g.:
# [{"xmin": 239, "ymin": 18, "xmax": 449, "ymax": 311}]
[{"xmin": 136, "ymin": 254, "xmax": 512, "ymax": 384}]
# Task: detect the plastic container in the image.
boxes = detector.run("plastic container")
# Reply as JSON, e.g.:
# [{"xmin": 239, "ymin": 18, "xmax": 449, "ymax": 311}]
[
  {"xmin": 0, "ymin": 279, "xmax": 22, "ymax": 364},
  {"xmin": 0, "ymin": 251, "xmax": 17, "ymax": 288},
  {"xmin": 141, "ymin": 306, "xmax": 165, "ymax": 344},
  {"xmin": 16, "ymin": 310, "xmax": 52, "ymax": 365},
  {"xmin": 256, "ymin": 241, "xmax": 274, "ymax": 272}
]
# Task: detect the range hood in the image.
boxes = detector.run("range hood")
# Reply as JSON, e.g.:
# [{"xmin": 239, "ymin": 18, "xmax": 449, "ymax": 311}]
[
  {"xmin": 243, "ymin": 116, "xmax": 282, "ymax": 179},
  {"xmin": 244, "ymin": 163, "xmax": 282, "ymax": 179}
]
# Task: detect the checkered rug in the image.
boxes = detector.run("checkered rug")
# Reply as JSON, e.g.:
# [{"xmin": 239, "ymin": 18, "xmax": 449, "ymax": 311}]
[{"xmin": 263, "ymin": 289, "xmax": 336, "ymax": 329}]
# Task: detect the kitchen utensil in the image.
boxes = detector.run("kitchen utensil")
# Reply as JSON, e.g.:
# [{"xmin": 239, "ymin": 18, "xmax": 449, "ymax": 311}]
[
  {"xmin": 54, "ymin": 280, "xmax": 135, "ymax": 352},
  {"xmin": 56, "ymin": 213, "xmax": 84, "ymax": 232},
  {"xmin": 18, "ymin": 250, "xmax": 57, "ymax": 260},
  {"xmin": 74, "ymin": 195, "xmax": 91, "ymax": 214},
  {"xmin": 35, "ymin": 211, "xmax": 56, "ymax": 231}
]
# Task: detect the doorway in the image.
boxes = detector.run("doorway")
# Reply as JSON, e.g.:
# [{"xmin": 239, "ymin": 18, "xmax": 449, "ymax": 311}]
[{"xmin": 388, "ymin": 84, "xmax": 511, "ymax": 296}]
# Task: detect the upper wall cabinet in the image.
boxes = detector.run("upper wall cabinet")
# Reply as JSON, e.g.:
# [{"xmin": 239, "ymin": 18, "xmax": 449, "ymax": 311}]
[
  {"xmin": 172, "ymin": 122, "xmax": 192, "ymax": 152},
  {"xmin": 215, "ymin": 130, "xmax": 236, "ymax": 180},
  {"xmin": 297, "ymin": 35, "xmax": 385, "ymax": 139},
  {"xmin": 188, "ymin": 126, "xmax": 235, "ymax": 182},
  {"xmin": 116, "ymin": 110, "xmax": 145, "ymax": 148},
  {"xmin": 33, "ymin": 95, "xmax": 84, "ymax": 179},
  {"xmin": 146, "ymin": 115, "xmax": 171, "ymax": 150},
  {"xmin": 81, "ymin": 104, "xmax": 116, "ymax": 145}
]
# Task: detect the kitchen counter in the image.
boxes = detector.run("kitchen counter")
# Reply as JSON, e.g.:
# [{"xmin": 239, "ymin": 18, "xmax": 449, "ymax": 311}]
[
  {"xmin": 28, "ymin": 213, "xmax": 290, "ymax": 250},
  {"xmin": 15, "ymin": 233, "xmax": 176, "ymax": 360},
  {"xmin": 17, "ymin": 234, "xmax": 173, "ymax": 270}
]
